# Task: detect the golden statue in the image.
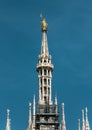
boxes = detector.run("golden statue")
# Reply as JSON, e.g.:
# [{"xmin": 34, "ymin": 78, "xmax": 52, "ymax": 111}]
[{"xmin": 40, "ymin": 14, "xmax": 47, "ymax": 31}]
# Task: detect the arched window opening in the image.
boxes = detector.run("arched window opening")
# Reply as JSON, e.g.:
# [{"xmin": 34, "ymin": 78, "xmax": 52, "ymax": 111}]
[
  {"xmin": 44, "ymin": 87, "xmax": 47, "ymax": 94},
  {"xmin": 44, "ymin": 78, "xmax": 47, "ymax": 85},
  {"xmin": 44, "ymin": 69, "xmax": 46, "ymax": 75}
]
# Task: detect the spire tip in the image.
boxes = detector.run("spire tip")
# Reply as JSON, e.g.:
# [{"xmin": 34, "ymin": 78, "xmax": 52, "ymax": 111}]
[
  {"xmin": 62, "ymin": 102, "xmax": 64, "ymax": 107},
  {"xmin": 85, "ymin": 107, "xmax": 88, "ymax": 113},
  {"xmin": 7, "ymin": 109, "xmax": 10, "ymax": 113},
  {"xmin": 29, "ymin": 102, "xmax": 32, "ymax": 107},
  {"xmin": 40, "ymin": 13, "xmax": 43, "ymax": 20}
]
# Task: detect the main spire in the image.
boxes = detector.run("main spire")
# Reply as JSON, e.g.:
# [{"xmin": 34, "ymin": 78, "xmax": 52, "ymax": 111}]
[
  {"xmin": 6, "ymin": 109, "xmax": 11, "ymax": 130},
  {"xmin": 61, "ymin": 103, "xmax": 66, "ymax": 130},
  {"xmin": 36, "ymin": 16, "xmax": 54, "ymax": 105}
]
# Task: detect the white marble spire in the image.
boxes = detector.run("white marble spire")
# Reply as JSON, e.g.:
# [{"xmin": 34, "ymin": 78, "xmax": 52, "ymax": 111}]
[
  {"xmin": 85, "ymin": 107, "xmax": 90, "ymax": 130},
  {"xmin": 6, "ymin": 109, "xmax": 11, "ymax": 130},
  {"xmin": 29, "ymin": 103, "xmax": 32, "ymax": 127},
  {"xmin": 36, "ymin": 17, "xmax": 54, "ymax": 105},
  {"xmin": 85, "ymin": 107, "xmax": 88, "ymax": 123},
  {"xmin": 33, "ymin": 95, "xmax": 36, "ymax": 116},
  {"xmin": 55, "ymin": 95, "xmax": 57, "ymax": 105},
  {"xmin": 33, "ymin": 95, "xmax": 36, "ymax": 130},
  {"xmin": 55, "ymin": 95, "xmax": 58, "ymax": 113},
  {"xmin": 61, "ymin": 103, "xmax": 66, "ymax": 130},
  {"xmin": 78, "ymin": 119, "xmax": 81, "ymax": 130},
  {"xmin": 82, "ymin": 109, "xmax": 85, "ymax": 130}
]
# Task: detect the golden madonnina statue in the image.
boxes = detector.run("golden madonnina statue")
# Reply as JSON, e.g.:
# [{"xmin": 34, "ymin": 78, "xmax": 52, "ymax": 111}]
[{"xmin": 40, "ymin": 15, "xmax": 47, "ymax": 31}]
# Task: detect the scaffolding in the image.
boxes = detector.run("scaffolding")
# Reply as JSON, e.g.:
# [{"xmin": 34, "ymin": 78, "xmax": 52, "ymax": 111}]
[{"xmin": 35, "ymin": 104, "xmax": 60, "ymax": 130}]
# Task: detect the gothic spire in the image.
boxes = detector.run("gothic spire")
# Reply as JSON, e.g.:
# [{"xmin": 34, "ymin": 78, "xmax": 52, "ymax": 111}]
[
  {"xmin": 82, "ymin": 109, "xmax": 85, "ymax": 130},
  {"xmin": 6, "ymin": 109, "xmax": 11, "ymax": 130},
  {"xmin": 33, "ymin": 95, "xmax": 36, "ymax": 116},
  {"xmin": 61, "ymin": 103, "xmax": 66, "ymax": 130},
  {"xmin": 32, "ymin": 95, "xmax": 36, "ymax": 130},
  {"xmin": 36, "ymin": 16, "xmax": 54, "ymax": 105},
  {"xmin": 78, "ymin": 119, "xmax": 81, "ymax": 130},
  {"xmin": 55, "ymin": 95, "xmax": 58, "ymax": 113},
  {"xmin": 85, "ymin": 107, "xmax": 90, "ymax": 130},
  {"xmin": 29, "ymin": 103, "xmax": 32, "ymax": 128},
  {"xmin": 85, "ymin": 107, "xmax": 88, "ymax": 123},
  {"xmin": 55, "ymin": 95, "xmax": 57, "ymax": 105}
]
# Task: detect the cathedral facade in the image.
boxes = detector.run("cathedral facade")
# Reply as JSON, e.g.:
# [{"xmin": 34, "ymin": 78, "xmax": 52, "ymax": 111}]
[{"xmin": 6, "ymin": 18, "xmax": 90, "ymax": 130}]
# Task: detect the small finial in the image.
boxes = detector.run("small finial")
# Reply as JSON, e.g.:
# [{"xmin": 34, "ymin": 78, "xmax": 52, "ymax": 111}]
[
  {"xmin": 85, "ymin": 107, "xmax": 88, "ymax": 122},
  {"xmin": 6, "ymin": 109, "xmax": 11, "ymax": 130},
  {"xmin": 78, "ymin": 119, "xmax": 80, "ymax": 130},
  {"xmin": 29, "ymin": 102, "xmax": 31, "ymax": 107},
  {"xmin": 7, "ymin": 109, "xmax": 10, "ymax": 118},
  {"xmin": 61, "ymin": 102, "xmax": 65, "ymax": 122},
  {"xmin": 61, "ymin": 102, "xmax": 66, "ymax": 130},
  {"xmin": 85, "ymin": 107, "xmax": 88, "ymax": 113},
  {"xmin": 28, "ymin": 102, "xmax": 32, "ymax": 128},
  {"xmin": 82, "ymin": 109, "xmax": 85, "ymax": 130},
  {"xmin": 33, "ymin": 95, "xmax": 36, "ymax": 116},
  {"xmin": 82, "ymin": 109, "xmax": 84, "ymax": 120},
  {"xmin": 55, "ymin": 95, "xmax": 57, "ymax": 105},
  {"xmin": 7, "ymin": 109, "xmax": 10, "ymax": 113},
  {"xmin": 85, "ymin": 107, "xmax": 90, "ymax": 130},
  {"xmin": 62, "ymin": 103, "xmax": 64, "ymax": 110},
  {"xmin": 82, "ymin": 109, "xmax": 84, "ymax": 113},
  {"xmin": 29, "ymin": 102, "xmax": 32, "ymax": 112}
]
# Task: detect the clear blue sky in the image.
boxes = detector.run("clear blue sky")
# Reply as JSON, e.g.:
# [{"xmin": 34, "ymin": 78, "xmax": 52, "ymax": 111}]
[{"xmin": 0, "ymin": 0, "xmax": 92, "ymax": 130}]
